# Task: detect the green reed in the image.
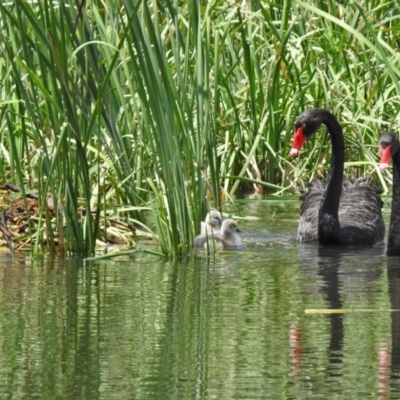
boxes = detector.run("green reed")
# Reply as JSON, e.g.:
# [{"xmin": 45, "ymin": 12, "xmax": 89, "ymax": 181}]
[{"xmin": 0, "ymin": 0, "xmax": 399, "ymax": 256}]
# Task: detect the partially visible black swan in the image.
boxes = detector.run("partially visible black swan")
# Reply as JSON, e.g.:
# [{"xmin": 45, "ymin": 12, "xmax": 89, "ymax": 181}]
[
  {"xmin": 290, "ymin": 108, "xmax": 385, "ymax": 245},
  {"xmin": 379, "ymin": 132, "xmax": 400, "ymax": 256}
]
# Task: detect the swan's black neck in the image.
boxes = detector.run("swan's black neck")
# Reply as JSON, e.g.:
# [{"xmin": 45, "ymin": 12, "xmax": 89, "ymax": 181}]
[
  {"xmin": 387, "ymin": 150, "xmax": 400, "ymax": 255},
  {"xmin": 318, "ymin": 113, "xmax": 344, "ymax": 244}
]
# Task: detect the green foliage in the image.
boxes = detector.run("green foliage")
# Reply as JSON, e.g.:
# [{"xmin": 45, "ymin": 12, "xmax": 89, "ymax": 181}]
[{"xmin": 0, "ymin": 0, "xmax": 399, "ymax": 256}]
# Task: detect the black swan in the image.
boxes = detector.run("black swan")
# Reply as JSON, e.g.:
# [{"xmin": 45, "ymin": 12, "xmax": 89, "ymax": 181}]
[
  {"xmin": 379, "ymin": 132, "xmax": 400, "ymax": 256},
  {"xmin": 194, "ymin": 219, "xmax": 242, "ymax": 249},
  {"xmin": 290, "ymin": 108, "xmax": 385, "ymax": 245}
]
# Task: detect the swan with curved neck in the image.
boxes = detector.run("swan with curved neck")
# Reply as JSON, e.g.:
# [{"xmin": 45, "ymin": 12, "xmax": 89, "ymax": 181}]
[
  {"xmin": 291, "ymin": 108, "xmax": 385, "ymax": 245},
  {"xmin": 379, "ymin": 132, "xmax": 400, "ymax": 256}
]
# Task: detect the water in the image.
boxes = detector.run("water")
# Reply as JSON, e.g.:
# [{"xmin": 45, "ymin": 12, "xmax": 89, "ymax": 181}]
[{"xmin": 0, "ymin": 198, "xmax": 399, "ymax": 399}]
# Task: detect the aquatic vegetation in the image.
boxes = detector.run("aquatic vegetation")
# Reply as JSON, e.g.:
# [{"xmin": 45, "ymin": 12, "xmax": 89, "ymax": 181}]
[{"xmin": 0, "ymin": 0, "xmax": 399, "ymax": 256}]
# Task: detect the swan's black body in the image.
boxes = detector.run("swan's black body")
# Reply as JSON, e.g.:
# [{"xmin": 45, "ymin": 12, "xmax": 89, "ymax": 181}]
[
  {"xmin": 298, "ymin": 177, "xmax": 384, "ymax": 244},
  {"xmin": 291, "ymin": 108, "xmax": 385, "ymax": 246},
  {"xmin": 379, "ymin": 132, "xmax": 400, "ymax": 256}
]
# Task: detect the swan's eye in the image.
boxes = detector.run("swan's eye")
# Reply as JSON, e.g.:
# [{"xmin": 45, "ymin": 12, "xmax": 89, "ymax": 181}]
[{"xmin": 295, "ymin": 122, "xmax": 306, "ymax": 130}]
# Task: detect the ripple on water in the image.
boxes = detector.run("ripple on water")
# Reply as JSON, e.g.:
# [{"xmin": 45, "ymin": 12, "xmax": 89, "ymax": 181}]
[{"xmin": 0, "ymin": 199, "xmax": 398, "ymax": 399}]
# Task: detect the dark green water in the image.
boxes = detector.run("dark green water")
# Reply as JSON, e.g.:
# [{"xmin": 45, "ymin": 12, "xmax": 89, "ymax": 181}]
[{"xmin": 0, "ymin": 199, "xmax": 399, "ymax": 399}]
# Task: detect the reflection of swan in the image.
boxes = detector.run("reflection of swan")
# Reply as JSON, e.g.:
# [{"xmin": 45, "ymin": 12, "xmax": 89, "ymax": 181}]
[
  {"xmin": 290, "ymin": 108, "xmax": 385, "ymax": 245},
  {"xmin": 194, "ymin": 219, "xmax": 242, "ymax": 250},
  {"xmin": 298, "ymin": 245, "xmax": 384, "ymax": 297},
  {"xmin": 386, "ymin": 258, "xmax": 400, "ymax": 390},
  {"xmin": 200, "ymin": 210, "xmax": 222, "ymax": 235},
  {"xmin": 312, "ymin": 247, "xmax": 344, "ymax": 376},
  {"xmin": 296, "ymin": 245, "xmax": 385, "ymax": 380},
  {"xmin": 379, "ymin": 132, "xmax": 400, "ymax": 256}
]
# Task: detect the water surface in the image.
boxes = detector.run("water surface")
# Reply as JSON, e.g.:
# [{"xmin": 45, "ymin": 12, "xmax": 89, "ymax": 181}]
[{"xmin": 0, "ymin": 198, "xmax": 398, "ymax": 399}]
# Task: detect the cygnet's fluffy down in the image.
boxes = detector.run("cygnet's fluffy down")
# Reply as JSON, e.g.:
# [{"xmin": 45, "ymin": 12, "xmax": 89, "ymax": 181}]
[
  {"xmin": 194, "ymin": 218, "xmax": 242, "ymax": 250},
  {"xmin": 200, "ymin": 210, "xmax": 222, "ymax": 235}
]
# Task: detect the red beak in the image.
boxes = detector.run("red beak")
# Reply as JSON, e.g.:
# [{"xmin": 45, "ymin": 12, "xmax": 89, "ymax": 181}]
[
  {"xmin": 379, "ymin": 144, "xmax": 392, "ymax": 171},
  {"xmin": 290, "ymin": 124, "xmax": 306, "ymax": 157}
]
